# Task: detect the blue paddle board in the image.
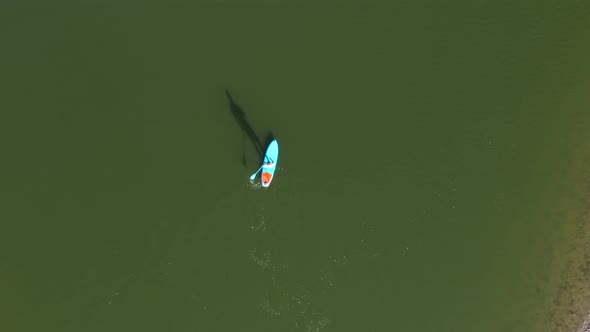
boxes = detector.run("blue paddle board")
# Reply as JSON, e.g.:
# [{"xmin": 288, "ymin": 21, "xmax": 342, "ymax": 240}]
[{"xmin": 261, "ymin": 139, "xmax": 279, "ymax": 187}]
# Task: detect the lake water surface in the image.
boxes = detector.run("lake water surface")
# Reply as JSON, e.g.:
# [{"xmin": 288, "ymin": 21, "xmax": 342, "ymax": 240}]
[{"xmin": 2, "ymin": 1, "xmax": 590, "ymax": 331}]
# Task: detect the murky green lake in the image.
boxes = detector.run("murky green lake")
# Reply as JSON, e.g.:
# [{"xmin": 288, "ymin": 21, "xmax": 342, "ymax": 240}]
[{"xmin": 2, "ymin": 1, "xmax": 590, "ymax": 331}]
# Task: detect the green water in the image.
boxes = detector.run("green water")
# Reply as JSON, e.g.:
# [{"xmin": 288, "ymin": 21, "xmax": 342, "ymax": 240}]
[{"xmin": 2, "ymin": 1, "xmax": 590, "ymax": 331}]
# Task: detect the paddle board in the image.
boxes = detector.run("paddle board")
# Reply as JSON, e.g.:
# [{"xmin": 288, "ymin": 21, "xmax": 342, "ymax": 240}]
[{"xmin": 261, "ymin": 139, "xmax": 279, "ymax": 187}]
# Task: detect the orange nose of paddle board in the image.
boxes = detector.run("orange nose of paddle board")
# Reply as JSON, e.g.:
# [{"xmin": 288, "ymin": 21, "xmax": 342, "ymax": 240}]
[{"xmin": 262, "ymin": 172, "xmax": 272, "ymax": 185}]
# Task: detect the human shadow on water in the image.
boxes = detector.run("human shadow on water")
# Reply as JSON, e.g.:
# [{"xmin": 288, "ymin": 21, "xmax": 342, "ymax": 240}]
[
  {"xmin": 225, "ymin": 89, "xmax": 265, "ymax": 166},
  {"xmin": 254, "ymin": 131, "xmax": 276, "ymax": 166},
  {"xmin": 263, "ymin": 132, "xmax": 275, "ymax": 148}
]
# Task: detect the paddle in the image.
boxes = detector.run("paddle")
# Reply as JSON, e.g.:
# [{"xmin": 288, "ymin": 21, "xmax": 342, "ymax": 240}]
[{"xmin": 249, "ymin": 166, "xmax": 263, "ymax": 181}]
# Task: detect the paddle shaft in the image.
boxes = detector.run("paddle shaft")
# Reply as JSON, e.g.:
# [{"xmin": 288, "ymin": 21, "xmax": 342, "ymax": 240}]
[{"xmin": 249, "ymin": 166, "xmax": 263, "ymax": 180}]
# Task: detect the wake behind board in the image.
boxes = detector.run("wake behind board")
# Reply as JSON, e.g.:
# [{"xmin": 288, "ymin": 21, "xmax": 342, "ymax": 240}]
[{"xmin": 261, "ymin": 139, "xmax": 279, "ymax": 187}]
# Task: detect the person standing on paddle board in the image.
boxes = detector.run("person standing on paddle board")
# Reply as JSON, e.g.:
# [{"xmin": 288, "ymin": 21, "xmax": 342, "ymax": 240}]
[
  {"xmin": 261, "ymin": 161, "xmax": 275, "ymax": 186},
  {"xmin": 249, "ymin": 139, "xmax": 279, "ymax": 187}
]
